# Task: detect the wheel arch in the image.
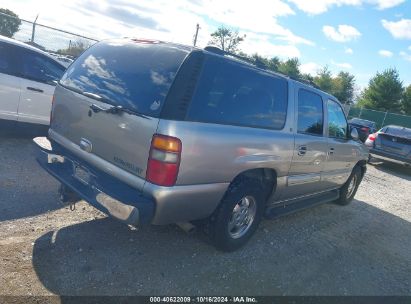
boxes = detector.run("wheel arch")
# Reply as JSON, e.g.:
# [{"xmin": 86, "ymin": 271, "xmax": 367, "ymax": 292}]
[
  {"xmin": 355, "ymin": 160, "xmax": 367, "ymax": 178},
  {"xmin": 229, "ymin": 168, "xmax": 277, "ymax": 201}
]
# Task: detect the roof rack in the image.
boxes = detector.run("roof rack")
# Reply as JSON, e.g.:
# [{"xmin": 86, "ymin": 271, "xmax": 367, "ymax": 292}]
[
  {"xmin": 204, "ymin": 45, "xmax": 319, "ymax": 89},
  {"xmin": 204, "ymin": 46, "xmax": 264, "ymax": 68},
  {"xmin": 289, "ymin": 76, "xmax": 320, "ymax": 89}
]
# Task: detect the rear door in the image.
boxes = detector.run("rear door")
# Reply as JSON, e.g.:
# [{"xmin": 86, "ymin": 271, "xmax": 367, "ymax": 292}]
[
  {"xmin": 17, "ymin": 47, "xmax": 65, "ymax": 125},
  {"xmin": 51, "ymin": 40, "xmax": 189, "ymax": 185},
  {"xmin": 0, "ymin": 42, "xmax": 21, "ymax": 122},
  {"xmin": 323, "ymin": 99, "xmax": 354, "ymax": 188},
  {"xmin": 281, "ymin": 87, "xmax": 328, "ymax": 200}
]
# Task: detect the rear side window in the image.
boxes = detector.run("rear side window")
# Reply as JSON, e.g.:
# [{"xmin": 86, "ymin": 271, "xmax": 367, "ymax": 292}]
[
  {"xmin": 297, "ymin": 89, "xmax": 324, "ymax": 135},
  {"xmin": 60, "ymin": 40, "xmax": 188, "ymax": 117},
  {"xmin": 186, "ymin": 56, "xmax": 288, "ymax": 130},
  {"xmin": 0, "ymin": 42, "xmax": 17, "ymax": 76},
  {"xmin": 19, "ymin": 48, "xmax": 65, "ymax": 85}
]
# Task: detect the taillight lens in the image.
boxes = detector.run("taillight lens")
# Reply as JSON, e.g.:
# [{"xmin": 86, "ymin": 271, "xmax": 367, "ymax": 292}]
[
  {"xmin": 146, "ymin": 134, "xmax": 182, "ymax": 187},
  {"xmin": 50, "ymin": 95, "xmax": 55, "ymax": 124},
  {"xmin": 368, "ymin": 133, "xmax": 377, "ymax": 141}
]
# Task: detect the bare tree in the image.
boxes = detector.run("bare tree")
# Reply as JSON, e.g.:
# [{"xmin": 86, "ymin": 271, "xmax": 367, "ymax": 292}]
[
  {"xmin": 209, "ymin": 26, "xmax": 245, "ymax": 53},
  {"xmin": 57, "ymin": 38, "xmax": 94, "ymax": 58}
]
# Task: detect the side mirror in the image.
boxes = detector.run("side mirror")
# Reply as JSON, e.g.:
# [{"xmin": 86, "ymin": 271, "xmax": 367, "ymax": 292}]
[{"xmin": 350, "ymin": 127, "xmax": 359, "ymax": 141}]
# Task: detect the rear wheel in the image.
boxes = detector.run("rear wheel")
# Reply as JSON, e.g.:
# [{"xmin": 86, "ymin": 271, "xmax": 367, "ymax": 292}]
[
  {"xmin": 336, "ymin": 166, "xmax": 362, "ymax": 206},
  {"xmin": 209, "ymin": 178, "xmax": 265, "ymax": 252}
]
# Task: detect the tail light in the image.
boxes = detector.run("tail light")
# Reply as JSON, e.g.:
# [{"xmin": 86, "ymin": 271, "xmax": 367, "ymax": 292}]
[
  {"xmin": 368, "ymin": 133, "xmax": 377, "ymax": 141},
  {"xmin": 50, "ymin": 94, "xmax": 55, "ymax": 124},
  {"xmin": 146, "ymin": 134, "xmax": 182, "ymax": 187}
]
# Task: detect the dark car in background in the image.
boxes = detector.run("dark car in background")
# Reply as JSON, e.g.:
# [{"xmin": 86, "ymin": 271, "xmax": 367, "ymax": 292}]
[
  {"xmin": 365, "ymin": 125, "xmax": 411, "ymax": 166},
  {"xmin": 348, "ymin": 118, "xmax": 377, "ymax": 142}
]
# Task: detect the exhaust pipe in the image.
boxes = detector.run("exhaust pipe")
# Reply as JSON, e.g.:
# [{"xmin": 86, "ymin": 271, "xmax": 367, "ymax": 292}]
[{"xmin": 176, "ymin": 222, "xmax": 196, "ymax": 234}]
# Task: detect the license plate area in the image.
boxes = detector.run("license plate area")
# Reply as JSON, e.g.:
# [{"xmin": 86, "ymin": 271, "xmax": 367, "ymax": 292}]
[{"xmin": 73, "ymin": 164, "xmax": 91, "ymax": 185}]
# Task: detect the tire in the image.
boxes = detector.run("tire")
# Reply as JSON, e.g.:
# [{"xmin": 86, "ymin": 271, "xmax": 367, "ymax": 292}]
[
  {"xmin": 208, "ymin": 178, "xmax": 265, "ymax": 252},
  {"xmin": 336, "ymin": 166, "xmax": 362, "ymax": 206}
]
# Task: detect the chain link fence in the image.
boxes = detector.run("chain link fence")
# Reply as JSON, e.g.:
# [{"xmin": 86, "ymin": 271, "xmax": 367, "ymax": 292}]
[
  {"xmin": 0, "ymin": 11, "xmax": 98, "ymax": 58},
  {"xmin": 347, "ymin": 106, "xmax": 411, "ymax": 129}
]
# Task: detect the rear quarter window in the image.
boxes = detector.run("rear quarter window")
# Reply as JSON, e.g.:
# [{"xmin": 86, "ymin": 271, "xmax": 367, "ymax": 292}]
[
  {"xmin": 60, "ymin": 40, "xmax": 189, "ymax": 117},
  {"xmin": 186, "ymin": 56, "xmax": 288, "ymax": 130}
]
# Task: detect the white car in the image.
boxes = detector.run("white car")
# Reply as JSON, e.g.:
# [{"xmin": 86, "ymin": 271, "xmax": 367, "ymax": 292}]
[{"xmin": 0, "ymin": 35, "xmax": 66, "ymax": 126}]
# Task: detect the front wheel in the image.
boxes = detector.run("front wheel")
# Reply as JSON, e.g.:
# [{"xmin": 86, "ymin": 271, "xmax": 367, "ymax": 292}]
[
  {"xmin": 208, "ymin": 178, "xmax": 265, "ymax": 252},
  {"xmin": 336, "ymin": 166, "xmax": 362, "ymax": 206}
]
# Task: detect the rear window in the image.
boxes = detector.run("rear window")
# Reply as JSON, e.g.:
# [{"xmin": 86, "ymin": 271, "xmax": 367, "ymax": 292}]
[
  {"xmin": 186, "ymin": 56, "xmax": 288, "ymax": 130},
  {"xmin": 350, "ymin": 118, "xmax": 375, "ymax": 128},
  {"xmin": 60, "ymin": 40, "xmax": 188, "ymax": 117}
]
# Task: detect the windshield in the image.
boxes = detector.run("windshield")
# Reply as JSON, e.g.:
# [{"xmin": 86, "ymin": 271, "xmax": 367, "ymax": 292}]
[{"xmin": 59, "ymin": 40, "xmax": 188, "ymax": 117}]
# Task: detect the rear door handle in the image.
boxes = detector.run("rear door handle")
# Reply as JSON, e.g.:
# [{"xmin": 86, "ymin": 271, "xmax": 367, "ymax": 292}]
[
  {"xmin": 27, "ymin": 87, "xmax": 44, "ymax": 93},
  {"xmin": 298, "ymin": 145, "xmax": 307, "ymax": 156}
]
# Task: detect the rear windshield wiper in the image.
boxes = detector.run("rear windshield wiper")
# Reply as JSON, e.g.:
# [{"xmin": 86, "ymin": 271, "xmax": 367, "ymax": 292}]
[
  {"xmin": 83, "ymin": 91, "xmax": 149, "ymax": 119},
  {"xmin": 89, "ymin": 103, "xmax": 149, "ymax": 119}
]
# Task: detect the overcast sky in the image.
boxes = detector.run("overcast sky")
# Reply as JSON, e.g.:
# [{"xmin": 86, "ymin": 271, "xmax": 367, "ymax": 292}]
[{"xmin": 3, "ymin": 0, "xmax": 411, "ymax": 88}]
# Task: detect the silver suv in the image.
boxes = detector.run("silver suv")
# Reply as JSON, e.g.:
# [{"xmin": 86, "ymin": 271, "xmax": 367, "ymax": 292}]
[{"xmin": 34, "ymin": 38, "xmax": 368, "ymax": 251}]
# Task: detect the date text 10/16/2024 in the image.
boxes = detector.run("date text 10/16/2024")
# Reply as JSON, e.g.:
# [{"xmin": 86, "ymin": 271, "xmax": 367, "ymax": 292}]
[{"xmin": 149, "ymin": 297, "xmax": 258, "ymax": 303}]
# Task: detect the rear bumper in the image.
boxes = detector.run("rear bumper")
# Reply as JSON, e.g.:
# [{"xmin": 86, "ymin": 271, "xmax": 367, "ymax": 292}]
[
  {"xmin": 34, "ymin": 137, "xmax": 155, "ymax": 225},
  {"xmin": 34, "ymin": 137, "xmax": 229, "ymax": 225},
  {"xmin": 370, "ymin": 148, "xmax": 411, "ymax": 165}
]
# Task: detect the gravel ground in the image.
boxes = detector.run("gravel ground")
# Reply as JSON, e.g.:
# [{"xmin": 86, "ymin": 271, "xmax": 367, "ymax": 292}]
[{"xmin": 0, "ymin": 133, "xmax": 410, "ymax": 296}]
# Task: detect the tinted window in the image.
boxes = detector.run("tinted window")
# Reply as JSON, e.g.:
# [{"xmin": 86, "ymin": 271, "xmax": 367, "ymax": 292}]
[
  {"xmin": 385, "ymin": 126, "xmax": 411, "ymax": 138},
  {"xmin": 186, "ymin": 56, "xmax": 288, "ymax": 130},
  {"xmin": 19, "ymin": 49, "xmax": 65, "ymax": 84},
  {"xmin": 350, "ymin": 118, "xmax": 375, "ymax": 128},
  {"xmin": 297, "ymin": 89, "xmax": 323, "ymax": 135},
  {"xmin": 328, "ymin": 99, "xmax": 348, "ymax": 139},
  {"xmin": 60, "ymin": 40, "xmax": 188, "ymax": 117},
  {"xmin": 0, "ymin": 42, "xmax": 17, "ymax": 76}
]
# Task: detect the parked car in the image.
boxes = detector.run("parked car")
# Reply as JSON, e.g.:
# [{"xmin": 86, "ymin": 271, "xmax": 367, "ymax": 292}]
[
  {"xmin": 0, "ymin": 35, "xmax": 66, "ymax": 127},
  {"xmin": 365, "ymin": 125, "xmax": 411, "ymax": 166},
  {"xmin": 348, "ymin": 118, "xmax": 377, "ymax": 142},
  {"xmin": 34, "ymin": 39, "xmax": 368, "ymax": 251}
]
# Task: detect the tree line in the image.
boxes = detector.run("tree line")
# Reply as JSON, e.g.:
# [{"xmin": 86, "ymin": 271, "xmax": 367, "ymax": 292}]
[{"xmin": 209, "ymin": 26, "xmax": 411, "ymax": 115}]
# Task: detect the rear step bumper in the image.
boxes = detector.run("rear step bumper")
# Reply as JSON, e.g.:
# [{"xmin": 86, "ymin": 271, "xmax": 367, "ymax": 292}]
[
  {"xmin": 33, "ymin": 137, "xmax": 155, "ymax": 226},
  {"xmin": 370, "ymin": 148, "xmax": 411, "ymax": 165}
]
